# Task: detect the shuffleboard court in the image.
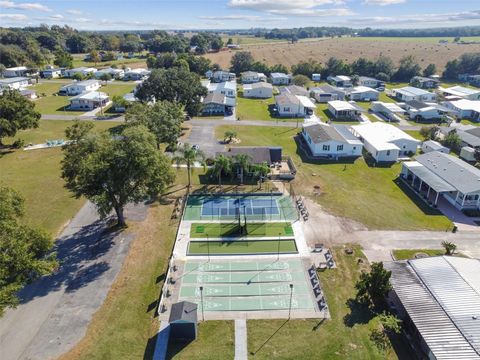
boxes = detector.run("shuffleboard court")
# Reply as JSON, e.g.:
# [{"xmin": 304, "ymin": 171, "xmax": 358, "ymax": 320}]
[
  {"xmin": 177, "ymin": 259, "xmax": 316, "ymax": 312},
  {"xmin": 183, "ymin": 194, "xmax": 297, "ymax": 221}
]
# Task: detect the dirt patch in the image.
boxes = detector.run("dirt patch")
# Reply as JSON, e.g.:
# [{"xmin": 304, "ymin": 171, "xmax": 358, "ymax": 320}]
[
  {"xmin": 203, "ymin": 38, "xmax": 480, "ymax": 71},
  {"xmin": 301, "ymin": 197, "xmax": 367, "ymax": 248}
]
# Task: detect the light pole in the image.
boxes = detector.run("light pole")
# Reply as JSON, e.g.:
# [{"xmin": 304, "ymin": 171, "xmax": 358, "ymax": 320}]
[
  {"xmin": 206, "ymin": 233, "xmax": 210, "ymax": 262},
  {"xmin": 270, "ymin": 189, "xmax": 273, "ymax": 221},
  {"xmin": 288, "ymin": 283, "xmax": 294, "ymax": 319},
  {"xmin": 200, "ymin": 286, "xmax": 205, "ymax": 322},
  {"xmin": 277, "ymin": 232, "xmax": 281, "ymax": 261}
]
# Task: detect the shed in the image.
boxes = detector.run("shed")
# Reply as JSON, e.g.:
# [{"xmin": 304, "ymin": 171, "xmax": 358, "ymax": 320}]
[
  {"xmin": 168, "ymin": 301, "xmax": 198, "ymax": 341},
  {"xmin": 460, "ymin": 146, "xmax": 476, "ymax": 162},
  {"xmin": 312, "ymin": 73, "xmax": 321, "ymax": 82}
]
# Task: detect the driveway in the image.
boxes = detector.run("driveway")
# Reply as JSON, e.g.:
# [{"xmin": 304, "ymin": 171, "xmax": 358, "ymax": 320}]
[
  {"xmin": 184, "ymin": 121, "xmax": 225, "ymax": 157},
  {"xmin": 0, "ymin": 201, "xmax": 148, "ymax": 360}
]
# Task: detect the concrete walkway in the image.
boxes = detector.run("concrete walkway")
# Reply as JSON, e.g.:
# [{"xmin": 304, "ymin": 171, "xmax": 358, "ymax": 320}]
[{"xmin": 235, "ymin": 319, "xmax": 248, "ymax": 360}]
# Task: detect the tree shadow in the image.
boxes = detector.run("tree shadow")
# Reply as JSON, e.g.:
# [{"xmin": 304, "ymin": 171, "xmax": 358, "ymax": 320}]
[
  {"xmin": 18, "ymin": 217, "xmax": 121, "ymax": 303},
  {"xmin": 393, "ymin": 178, "xmax": 445, "ymax": 216},
  {"xmin": 343, "ymin": 298, "xmax": 375, "ymax": 327}
]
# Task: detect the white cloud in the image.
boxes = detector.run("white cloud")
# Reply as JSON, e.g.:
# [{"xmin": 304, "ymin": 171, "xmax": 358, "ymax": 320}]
[
  {"xmin": 199, "ymin": 14, "xmax": 287, "ymax": 22},
  {"xmin": 0, "ymin": 13, "xmax": 28, "ymax": 21},
  {"xmin": 228, "ymin": 0, "xmax": 352, "ymax": 17},
  {"xmin": 0, "ymin": 1, "xmax": 51, "ymax": 12},
  {"xmin": 348, "ymin": 10, "xmax": 480, "ymax": 26},
  {"xmin": 66, "ymin": 9, "xmax": 82, "ymax": 15},
  {"xmin": 363, "ymin": 0, "xmax": 406, "ymax": 5}
]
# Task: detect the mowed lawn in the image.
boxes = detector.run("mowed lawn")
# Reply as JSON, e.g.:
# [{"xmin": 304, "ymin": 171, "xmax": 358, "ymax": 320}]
[
  {"xmin": 190, "ymin": 222, "xmax": 293, "ymax": 238},
  {"xmin": 214, "ymin": 125, "xmax": 451, "ymax": 230},
  {"xmin": 31, "ymin": 81, "xmax": 135, "ymax": 115},
  {"xmin": 236, "ymin": 95, "xmax": 299, "ymax": 122},
  {"xmin": 0, "ymin": 120, "xmax": 122, "ymax": 235},
  {"xmin": 247, "ymin": 246, "xmax": 412, "ymax": 359}
]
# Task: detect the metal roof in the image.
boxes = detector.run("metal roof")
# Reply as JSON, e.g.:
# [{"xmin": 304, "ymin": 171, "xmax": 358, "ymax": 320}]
[
  {"xmin": 0, "ymin": 77, "xmax": 29, "ymax": 84},
  {"xmin": 416, "ymin": 151, "xmax": 480, "ymax": 194},
  {"xmin": 395, "ymin": 86, "xmax": 432, "ymax": 96},
  {"xmin": 403, "ymin": 161, "xmax": 456, "ymax": 192},
  {"xmin": 386, "ymin": 258, "xmax": 480, "ymax": 359}
]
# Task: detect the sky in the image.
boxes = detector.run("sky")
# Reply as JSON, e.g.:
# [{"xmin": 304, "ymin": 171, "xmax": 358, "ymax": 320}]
[{"xmin": 0, "ymin": 0, "xmax": 479, "ymax": 30}]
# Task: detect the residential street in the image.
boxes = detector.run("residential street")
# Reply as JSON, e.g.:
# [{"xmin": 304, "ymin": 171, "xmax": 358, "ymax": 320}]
[{"xmin": 0, "ymin": 201, "xmax": 147, "ymax": 360}]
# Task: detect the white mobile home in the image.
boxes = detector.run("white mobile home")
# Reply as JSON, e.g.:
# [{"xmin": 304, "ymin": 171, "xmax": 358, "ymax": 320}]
[
  {"xmin": 440, "ymin": 86, "xmax": 480, "ymax": 101},
  {"xmin": 358, "ymin": 76, "xmax": 384, "ymax": 89},
  {"xmin": 371, "ymin": 101, "xmax": 405, "ymax": 122},
  {"xmin": 351, "ymin": 122, "xmax": 420, "ymax": 162},
  {"xmin": 311, "ymin": 85, "xmax": 345, "ymax": 103},
  {"xmin": 348, "ymin": 86, "xmax": 379, "ymax": 101},
  {"xmin": 410, "ymin": 76, "xmax": 439, "ymax": 89},
  {"xmin": 123, "ymin": 68, "xmax": 150, "ymax": 81},
  {"xmin": 243, "ymin": 82, "xmax": 273, "ymax": 99},
  {"xmin": 206, "ymin": 81, "xmax": 236, "ymax": 98},
  {"xmin": 421, "ymin": 140, "xmax": 449, "ymax": 154},
  {"xmin": 270, "ymin": 72, "xmax": 290, "ymax": 85},
  {"xmin": 40, "ymin": 67, "xmax": 62, "ymax": 79},
  {"xmin": 443, "ymin": 99, "xmax": 480, "ymax": 122},
  {"xmin": 63, "ymin": 67, "xmax": 97, "ymax": 78},
  {"xmin": 312, "ymin": 74, "xmax": 321, "ymax": 82},
  {"xmin": 69, "ymin": 91, "xmax": 109, "ymax": 111},
  {"xmin": 275, "ymin": 93, "xmax": 316, "ymax": 117},
  {"xmin": 241, "ymin": 71, "xmax": 266, "ymax": 84},
  {"xmin": 212, "ymin": 71, "xmax": 235, "ymax": 83},
  {"xmin": 302, "ymin": 122, "xmax": 363, "ymax": 159},
  {"xmin": 3, "ymin": 66, "xmax": 28, "ymax": 78},
  {"xmin": 327, "ymin": 100, "xmax": 364, "ymax": 120},
  {"xmin": 59, "ymin": 80, "xmax": 101, "ymax": 96},
  {"xmin": 95, "ymin": 68, "xmax": 125, "ymax": 79},
  {"xmin": 327, "ymin": 75, "xmax": 352, "ymax": 88},
  {"xmin": 401, "ymin": 151, "xmax": 480, "ymax": 210},
  {"xmin": 392, "ymin": 86, "xmax": 437, "ymax": 102},
  {"xmin": 0, "ymin": 77, "xmax": 30, "ymax": 91},
  {"xmin": 405, "ymin": 100, "xmax": 447, "ymax": 121}
]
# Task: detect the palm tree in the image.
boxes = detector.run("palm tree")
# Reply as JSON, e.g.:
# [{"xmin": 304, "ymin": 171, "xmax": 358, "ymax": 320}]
[
  {"xmin": 441, "ymin": 241, "xmax": 456, "ymax": 256},
  {"xmin": 172, "ymin": 143, "xmax": 205, "ymax": 188},
  {"xmin": 212, "ymin": 155, "xmax": 232, "ymax": 186},
  {"xmin": 234, "ymin": 153, "xmax": 251, "ymax": 184}
]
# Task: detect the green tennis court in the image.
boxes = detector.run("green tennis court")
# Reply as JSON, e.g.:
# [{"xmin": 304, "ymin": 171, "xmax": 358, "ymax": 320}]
[
  {"xmin": 187, "ymin": 239, "xmax": 298, "ymax": 255},
  {"xmin": 178, "ymin": 259, "xmax": 315, "ymax": 312},
  {"xmin": 183, "ymin": 194, "xmax": 298, "ymax": 222}
]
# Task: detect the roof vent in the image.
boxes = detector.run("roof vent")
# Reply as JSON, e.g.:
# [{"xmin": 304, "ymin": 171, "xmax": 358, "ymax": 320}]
[{"xmin": 473, "ymin": 316, "xmax": 478, "ymax": 320}]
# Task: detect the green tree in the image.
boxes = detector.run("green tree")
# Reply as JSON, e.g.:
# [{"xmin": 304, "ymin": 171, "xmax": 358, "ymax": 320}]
[
  {"xmin": 423, "ymin": 63, "xmax": 437, "ymax": 77},
  {"xmin": 419, "ymin": 125, "xmax": 439, "ymax": 141},
  {"xmin": 61, "ymin": 122, "xmax": 175, "ymax": 226},
  {"xmin": 210, "ymin": 37, "xmax": 224, "ymax": 51},
  {"xmin": 224, "ymin": 130, "xmax": 237, "ymax": 143},
  {"xmin": 370, "ymin": 313, "xmax": 402, "ymax": 355},
  {"xmin": 135, "ymin": 68, "xmax": 207, "ymax": 116},
  {"xmin": 0, "ymin": 89, "xmax": 41, "ymax": 146},
  {"xmin": 99, "ymin": 72, "xmax": 112, "ymax": 84},
  {"xmin": 72, "ymin": 72, "xmax": 84, "ymax": 81},
  {"xmin": 392, "ymin": 55, "xmax": 421, "ymax": 82},
  {"xmin": 441, "ymin": 129, "xmax": 461, "ymax": 152},
  {"xmin": 212, "ymin": 155, "xmax": 232, "ymax": 186},
  {"xmin": 355, "ymin": 262, "xmax": 392, "ymax": 309},
  {"xmin": 172, "ymin": 143, "xmax": 205, "ymax": 188},
  {"xmin": 292, "ymin": 74, "xmax": 309, "ymax": 87},
  {"xmin": 441, "ymin": 241, "xmax": 457, "ymax": 255},
  {"xmin": 53, "ymin": 49, "xmax": 73, "ymax": 68},
  {"xmin": 233, "ymin": 153, "xmax": 251, "ymax": 184},
  {"xmin": 89, "ymin": 50, "xmax": 101, "ymax": 66},
  {"xmin": 227, "ymin": 38, "xmax": 233, "ymax": 45},
  {"xmin": 230, "ymin": 51, "xmax": 254, "ymax": 75},
  {"xmin": 0, "ymin": 185, "xmax": 56, "ymax": 315},
  {"xmin": 125, "ymin": 101, "xmax": 183, "ymax": 149}
]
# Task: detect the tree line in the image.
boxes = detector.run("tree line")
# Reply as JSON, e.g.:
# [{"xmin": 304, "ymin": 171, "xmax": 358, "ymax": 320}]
[
  {"xmin": 0, "ymin": 25, "xmax": 223, "ymax": 68},
  {"xmin": 229, "ymin": 51, "xmax": 480, "ymax": 82}
]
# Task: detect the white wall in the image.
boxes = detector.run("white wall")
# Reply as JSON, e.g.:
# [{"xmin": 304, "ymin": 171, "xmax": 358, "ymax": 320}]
[{"xmin": 303, "ymin": 132, "xmax": 362, "ymax": 158}]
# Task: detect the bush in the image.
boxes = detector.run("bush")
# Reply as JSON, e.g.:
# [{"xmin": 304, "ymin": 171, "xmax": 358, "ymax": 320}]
[{"xmin": 11, "ymin": 139, "xmax": 25, "ymax": 149}]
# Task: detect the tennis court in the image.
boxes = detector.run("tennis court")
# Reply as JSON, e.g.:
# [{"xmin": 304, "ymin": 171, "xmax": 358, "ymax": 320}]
[
  {"xmin": 183, "ymin": 194, "xmax": 297, "ymax": 222},
  {"xmin": 178, "ymin": 259, "xmax": 315, "ymax": 312}
]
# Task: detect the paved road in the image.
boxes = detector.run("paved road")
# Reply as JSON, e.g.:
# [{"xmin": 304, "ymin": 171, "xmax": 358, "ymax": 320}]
[{"xmin": 0, "ymin": 201, "xmax": 148, "ymax": 360}]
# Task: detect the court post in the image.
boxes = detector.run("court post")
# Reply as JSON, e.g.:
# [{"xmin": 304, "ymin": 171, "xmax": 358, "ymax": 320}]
[
  {"xmin": 288, "ymin": 283, "xmax": 294, "ymax": 319},
  {"xmin": 200, "ymin": 286, "xmax": 205, "ymax": 321}
]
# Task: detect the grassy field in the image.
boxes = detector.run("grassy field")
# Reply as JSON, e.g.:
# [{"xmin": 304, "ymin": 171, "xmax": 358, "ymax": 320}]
[
  {"xmin": 190, "ymin": 222, "xmax": 293, "ymax": 238},
  {"xmin": 0, "ymin": 120, "xmax": 122, "ymax": 235},
  {"xmin": 392, "ymin": 249, "xmax": 445, "ymax": 260},
  {"xmin": 247, "ymin": 246, "xmax": 411, "ymax": 359},
  {"xmin": 236, "ymin": 95, "xmax": 299, "ymax": 122},
  {"xmin": 188, "ymin": 239, "xmax": 298, "ymax": 255},
  {"xmin": 214, "ymin": 125, "xmax": 451, "ymax": 230},
  {"xmin": 71, "ymin": 53, "xmax": 148, "ymax": 69},
  {"xmin": 203, "ymin": 37, "xmax": 480, "ymax": 71}
]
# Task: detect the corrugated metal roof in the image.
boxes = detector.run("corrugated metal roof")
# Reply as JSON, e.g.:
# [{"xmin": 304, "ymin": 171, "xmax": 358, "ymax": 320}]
[{"xmin": 387, "ymin": 257, "xmax": 480, "ymax": 359}]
